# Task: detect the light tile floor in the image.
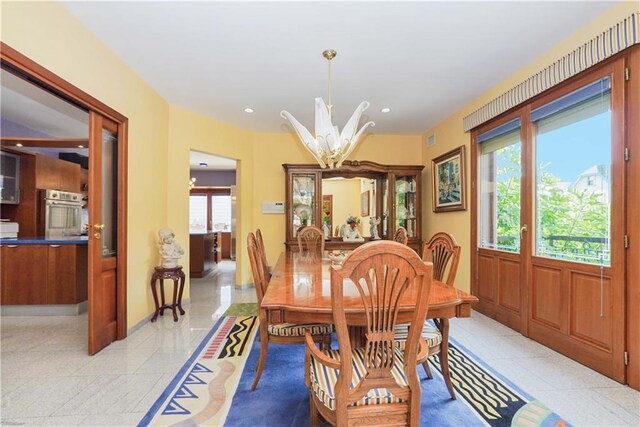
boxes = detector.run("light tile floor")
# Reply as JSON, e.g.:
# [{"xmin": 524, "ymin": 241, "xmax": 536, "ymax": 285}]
[{"xmin": 1, "ymin": 261, "xmax": 638, "ymax": 426}]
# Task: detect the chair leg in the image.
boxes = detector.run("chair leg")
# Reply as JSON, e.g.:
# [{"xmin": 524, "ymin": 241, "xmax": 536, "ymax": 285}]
[
  {"xmin": 439, "ymin": 318, "xmax": 456, "ymax": 400},
  {"xmin": 321, "ymin": 333, "xmax": 332, "ymax": 351},
  {"xmin": 309, "ymin": 390, "xmax": 319, "ymax": 427},
  {"xmin": 422, "ymin": 359, "xmax": 433, "ymax": 379},
  {"xmin": 251, "ymin": 328, "xmax": 269, "ymax": 391}
]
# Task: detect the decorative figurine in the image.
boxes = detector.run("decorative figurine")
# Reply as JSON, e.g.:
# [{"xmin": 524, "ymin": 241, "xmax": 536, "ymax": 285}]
[
  {"xmin": 369, "ymin": 216, "xmax": 381, "ymax": 240},
  {"xmin": 343, "ymin": 216, "xmax": 364, "ymax": 241},
  {"xmin": 158, "ymin": 228, "xmax": 184, "ymax": 268}
]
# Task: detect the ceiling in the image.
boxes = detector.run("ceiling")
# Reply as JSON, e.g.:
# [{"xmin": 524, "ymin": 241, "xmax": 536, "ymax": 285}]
[
  {"xmin": 61, "ymin": 1, "xmax": 615, "ymax": 135},
  {"xmin": 190, "ymin": 150, "xmax": 236, "ymax": 171},
  {"xmin": 1, "ymin": 69, "xmax": 89, "ymax": 139}
]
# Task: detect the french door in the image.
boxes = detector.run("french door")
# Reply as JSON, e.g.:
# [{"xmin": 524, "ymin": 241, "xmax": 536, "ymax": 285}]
[{"xmin": 472, "ymin": 59, "xmax": 626, "ymax": 381}]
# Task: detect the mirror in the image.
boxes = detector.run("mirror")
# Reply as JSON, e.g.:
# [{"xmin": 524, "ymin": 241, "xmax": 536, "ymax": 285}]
[{"xmin": 321, "ymin": 177, "xmax": 380, "ymax": 239}]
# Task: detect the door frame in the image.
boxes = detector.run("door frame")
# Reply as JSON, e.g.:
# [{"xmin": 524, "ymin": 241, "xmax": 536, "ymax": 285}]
[{"xmin": 1, "ymin": 42, "xmax": 129, "ymax": 342}]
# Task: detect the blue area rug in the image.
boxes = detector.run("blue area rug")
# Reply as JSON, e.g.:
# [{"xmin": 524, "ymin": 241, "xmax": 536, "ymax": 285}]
[
  {"xmin": 139, "ymin": 308, "xmax": 570, "ymax": 426},
  {"xmin": 226, "ymin": 337, "xmax": 569, "ymax": 427}
]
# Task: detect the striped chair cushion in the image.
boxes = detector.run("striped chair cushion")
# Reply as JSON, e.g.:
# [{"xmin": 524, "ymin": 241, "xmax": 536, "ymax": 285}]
[
  {"xmin": 309, "ymin": 346, "xmax": 408, "ymax": 411},
  {"xmin": 394, "ymin": 322, "xmax": 442, "ymax": 351},
  {"xmin": 267, "ymin": 323, "xmax": 333, "ymax": 337}
]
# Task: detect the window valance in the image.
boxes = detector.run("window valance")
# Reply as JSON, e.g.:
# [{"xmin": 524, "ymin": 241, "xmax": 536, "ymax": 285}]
[{"xmin": 463, "ymin": 11, "xmax": 638, "ymax": 132}]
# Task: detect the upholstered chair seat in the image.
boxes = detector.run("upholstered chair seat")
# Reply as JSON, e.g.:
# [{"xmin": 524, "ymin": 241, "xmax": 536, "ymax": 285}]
[{"xmin": 393, "ymin": 323, "xmax": 443, "ymax": 350}]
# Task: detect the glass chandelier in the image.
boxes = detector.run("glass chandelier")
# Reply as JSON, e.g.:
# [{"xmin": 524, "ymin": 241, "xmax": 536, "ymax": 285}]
[{"xmin": 280, "ymin": 50, "xmax": 375, "ymax": 169}]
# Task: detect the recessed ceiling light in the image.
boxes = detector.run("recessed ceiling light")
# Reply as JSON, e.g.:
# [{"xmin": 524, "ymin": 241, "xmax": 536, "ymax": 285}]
[
  {"xmin": 78, "ymin": 145, "xmax": 84, "ymax": 148},
  {"xmin": 380, "ymin": 107, "xmax": 391, "ymax": 113},
  {"xmin": 15, "ymin": 143, "xmax": 23, "ymax": 147},
  {"xmin": 199, "ymin": 162, "xmax": 208, "ymax": 167},
  {"xmin": 244, "ymin": 108, "xmax": 254, "ymax": 113}
]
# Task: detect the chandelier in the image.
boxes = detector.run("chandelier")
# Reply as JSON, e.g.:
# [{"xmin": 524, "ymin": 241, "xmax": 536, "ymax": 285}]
[{"xmin": 280, "ymin": 50, "xmax": 375, "ymax": 169}]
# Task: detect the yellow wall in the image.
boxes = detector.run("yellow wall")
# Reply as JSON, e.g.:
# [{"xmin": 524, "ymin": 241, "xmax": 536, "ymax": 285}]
[
  {"xmin": 322, "ymin": 179, "xmax": 363, "ymax": 236},
  {"xmin": 251, "ymin": 133, "xmax": 423, "ymax": 269},
  {"xmin": 421, "ymin": 1, "xmax": 639, "ymax": 292},
  {"xmin": 167, "ymin": 106, "xmax": 254, "ymax": 287},
  {"xmin": 1, "ymin": 1, "xmax": 171, "ymax": 327}
]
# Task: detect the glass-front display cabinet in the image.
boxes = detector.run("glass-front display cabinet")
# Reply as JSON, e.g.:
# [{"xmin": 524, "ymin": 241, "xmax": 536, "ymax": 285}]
[{"xmin": 283, "ymin": 161, "xmax": 423, "ymax": 251}]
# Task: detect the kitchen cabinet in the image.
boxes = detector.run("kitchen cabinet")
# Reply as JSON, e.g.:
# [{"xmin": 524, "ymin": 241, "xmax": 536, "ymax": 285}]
[
  {"xmin": 283, "ymin": 161, "xmax": 424, "ymax": 252},
  {"xmin": 0, "ymin": 151, "xmax": 20, "ymax": 204},
  {"xmin": 221, "ymin": 232, "xmax": 231, "ymax": 259},
  {"xmin": 0, "ymin": 150, "xmax": 82, "ymax": 236},
  {"xmin": 0, "ymin": 244, "xmax": 87, "ymax": 305},
  {"xmin": 189, "ymin": 232, "xmax": 219, "ymax": 278}
]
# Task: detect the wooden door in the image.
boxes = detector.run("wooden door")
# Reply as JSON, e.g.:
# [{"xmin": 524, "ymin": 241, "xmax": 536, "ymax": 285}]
[
  {"xmin": 472, "ymin": 59, "xmax": 626, "ymax": 382},
  {"xmin": 525, "ymin": 62, "xmax": 626, "ymax": 381},
  {"xmin": 472, "ymin": 110, "xmax": 530, "ymax": 333},
  {"xmin": 88, "ymin": 113, "xmax": 120, "ymax": 355}
]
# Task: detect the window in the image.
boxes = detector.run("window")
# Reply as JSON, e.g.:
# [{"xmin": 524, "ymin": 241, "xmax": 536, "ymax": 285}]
[
  {"xmin": 478, "ymin": 119, "xmax": 522, "ymax": 253},
  {"xmin": 189, "ymin": 188, "xmax": 232, "ymax": 233},
  {"xmin": 533, "ymin": 77, "xmax": 611, "ymax": 266},
  {"xmin": 189, "ymin": 194, "xmax": 208, "ymax": 232},
  {"xmin": 212, "ymin": 195, "xmax": 231, "ymax": 231}
]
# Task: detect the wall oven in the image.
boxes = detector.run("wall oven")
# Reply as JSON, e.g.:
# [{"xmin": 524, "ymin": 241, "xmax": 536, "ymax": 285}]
[{"xmin": 39, "ymin": 189, "xmax": 84, "ymax": 237}]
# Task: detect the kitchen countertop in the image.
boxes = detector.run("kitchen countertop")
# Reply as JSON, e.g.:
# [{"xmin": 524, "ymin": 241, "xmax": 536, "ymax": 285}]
[{"xmin": 0, "ymin": 236, "xmax": 88, "ymax": 245}]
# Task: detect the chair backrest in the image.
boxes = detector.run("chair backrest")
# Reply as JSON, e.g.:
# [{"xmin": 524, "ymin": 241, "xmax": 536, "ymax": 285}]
[
  {"xmin": 330, "ymin": 241, "xmax": 432, "ymax": 422},
  {"xmin": 297, "ymin": 226, "xmax": 325, "ymax": 254},
  {"xmin": 247, "ymin": 232, "xmax": 268, "ymax": 303},
  {"xmin": 393, "ymin": 227, "xmax": 408, "ymax": 245},
  {"xmin": 422, "ymin": 232, "xmax": 461, "ymax": 286},
  {"xmin": 255, "ymin": 228, "xmax": 270, "ymax": 281}
]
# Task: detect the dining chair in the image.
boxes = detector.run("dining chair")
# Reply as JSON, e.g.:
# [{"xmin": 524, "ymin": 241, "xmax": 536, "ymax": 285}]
[
  {"xmin": 297, "ymin": 226, "xmax": 325, "ymax": 254},
  {"xmin": 247, "ymin": 232, "xmax": 332, "ymax": 391},
  {"xmin": 394, "ymin": 231, "xmax": 462, "ymax": 400},
  {"xmin": 304, "ymin": 241, "xmax": 433, "ymax": 426},
  {"xmin": 393, "ymin": 226, "xmax": 409, "ymax": 245},
  {"xmin": 255, "ymin": 228, "xmax": 270, "ymax": 280}
]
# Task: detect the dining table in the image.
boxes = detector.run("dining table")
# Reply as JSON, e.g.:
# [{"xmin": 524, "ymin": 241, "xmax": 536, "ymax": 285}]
[{"xmin": 261, "ymin": 251, "xmax": 479, "ymax": 340}]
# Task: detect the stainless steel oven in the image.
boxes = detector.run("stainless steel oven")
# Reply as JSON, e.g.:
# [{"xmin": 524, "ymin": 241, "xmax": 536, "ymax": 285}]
[{"xmin": 39, "ymin": 189, "xmax": 84, "ymax": 237}]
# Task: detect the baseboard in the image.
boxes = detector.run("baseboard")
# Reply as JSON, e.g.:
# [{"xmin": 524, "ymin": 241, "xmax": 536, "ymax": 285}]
[{"xmin": 0, "ymin": 301, "xmax": 88, "ymax": 316}]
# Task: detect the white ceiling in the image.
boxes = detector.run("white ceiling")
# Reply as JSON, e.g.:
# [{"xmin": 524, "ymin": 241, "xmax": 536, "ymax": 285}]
[
  {"xmin": 61, "ymin": 1, "xmax": 615, "ymax": 135},
  {"xmin": 190, "ymin": 150, "xmax": 236, "ymax": 171},
  {"xmin": 1, "ymin": 69, "xmax": 89, "ymax": 138}
]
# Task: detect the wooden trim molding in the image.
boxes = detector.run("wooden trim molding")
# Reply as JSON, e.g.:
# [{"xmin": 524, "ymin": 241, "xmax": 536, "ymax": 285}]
[{"xmin": 1, "ymin": 42, "xmax": 129, "ymax": 344}]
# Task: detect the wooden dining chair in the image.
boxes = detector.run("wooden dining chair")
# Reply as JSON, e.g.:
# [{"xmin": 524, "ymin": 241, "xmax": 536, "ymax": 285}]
[
  {"xmin": 304, "ymin": 241, "xmax": 433, "ymax": 426},
  {"xmin": 394, "ymin": 231, "xmax": 462, "ymax": 400},
  {"xmin": 247, "ymin": 232, "xmax": 332, "ymax": 391},
  {"xmin": 298, "ymin": 226, "xmax": 325, "ymax": 254},
  {"xmin": 255, "ymin": 228, "xmax": 270, "ymax": 280},
  {"xmin": 393, "ymin": 227, "xmax": 409, "ymax": 245}
]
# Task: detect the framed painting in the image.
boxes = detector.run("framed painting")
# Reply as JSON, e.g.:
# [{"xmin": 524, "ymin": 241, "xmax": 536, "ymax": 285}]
[
  {"xmin": 361, "ymin": 190, "xmax": 370, "ymax": 217},
  {"xmin": 432, "ymin": 145, "xmax": 466, "ymax": 212},
  {"xmin": 322, "ymin": 195, "xmax": 333, "ymax": 233}
]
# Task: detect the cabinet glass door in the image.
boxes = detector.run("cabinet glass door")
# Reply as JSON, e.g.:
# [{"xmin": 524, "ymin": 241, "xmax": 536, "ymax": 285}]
[
  {"xmin": 395, "ymin": 175, "xmax": 417, "ymax": 237},
  {"xmin": 292, "ymin": 174, "xmax": 316, "ymax": 238},
  {"xmin": 381, "ymin": 177, "xmax": 389, "ymax": 238}
]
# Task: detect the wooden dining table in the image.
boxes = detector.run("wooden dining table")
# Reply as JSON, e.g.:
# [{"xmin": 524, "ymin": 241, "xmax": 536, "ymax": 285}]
[{"xmin": 261, "ymin": 251, "xmax": 479, "ymax": 328}]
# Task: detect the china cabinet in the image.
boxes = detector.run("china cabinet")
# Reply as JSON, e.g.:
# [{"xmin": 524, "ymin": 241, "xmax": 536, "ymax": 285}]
[{"xmin": 283, "ymin": 161, "xmax": 424, "ymax": 251}]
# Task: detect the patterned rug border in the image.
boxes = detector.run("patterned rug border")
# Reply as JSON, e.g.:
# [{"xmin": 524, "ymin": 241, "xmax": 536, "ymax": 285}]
[{"xmin": 138, "ymin": 315, "xmax": 226, "ymax": 426}]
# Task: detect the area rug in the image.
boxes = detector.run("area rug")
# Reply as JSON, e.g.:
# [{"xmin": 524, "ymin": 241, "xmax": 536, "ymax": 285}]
[{"xmin": 139, "ymin": 304, "xmax": 570, "ymax": 426}]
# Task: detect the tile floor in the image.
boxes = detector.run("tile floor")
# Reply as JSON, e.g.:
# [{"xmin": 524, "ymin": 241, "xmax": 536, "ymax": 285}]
[{"xmin": 1, "ymin": 260, "xmax": 638, "ymax": 426}]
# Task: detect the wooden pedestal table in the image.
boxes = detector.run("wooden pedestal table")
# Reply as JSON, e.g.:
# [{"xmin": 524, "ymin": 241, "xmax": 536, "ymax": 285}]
[{"xmin": 150, "ymin": 266, "xmax": 186, "ymax": 322}]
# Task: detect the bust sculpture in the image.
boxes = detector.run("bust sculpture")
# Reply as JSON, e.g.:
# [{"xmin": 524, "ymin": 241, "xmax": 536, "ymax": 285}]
[{"xmin": 158, "ymin": 228, "xmax": 184, "ymax": 268}]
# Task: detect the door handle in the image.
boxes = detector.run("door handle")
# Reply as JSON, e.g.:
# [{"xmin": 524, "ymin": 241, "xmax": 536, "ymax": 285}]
[
  {"xmin": 520, "ymin": 224, "xmax": 528, "ymax": 239},
  {"xmin": 94, "ymin": 223, "xmax": 105, "ymax": 240}
]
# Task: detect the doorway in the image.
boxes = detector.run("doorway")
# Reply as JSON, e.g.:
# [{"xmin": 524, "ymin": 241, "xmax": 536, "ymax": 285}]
[
  {"xmin": 471, "ymin": 59, "xmax": 626, "ymax": 382},
  {"xmin": 1, "ymin": 43, "xmax": 128, "ymax": 355},
  {"xmin": 188, "ymin": 150, "xmax": 237, "ymax": 304}
]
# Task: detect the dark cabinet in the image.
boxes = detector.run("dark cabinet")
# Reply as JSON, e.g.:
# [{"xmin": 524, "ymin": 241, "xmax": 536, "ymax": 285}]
[
  {"xmin": 0, "ymin": 151, "xmax": 20, "ymax": 204},
  {"xmin": 0, "ymin": 244, "xmax": 87, "ymax": 305},
  {"xmin": 283, "ymin": 161, "xmax": 424, "ymax": 251},
  {"xmin": 190, "ymin": 233, "xmax": 219, "ymax": 278}
]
